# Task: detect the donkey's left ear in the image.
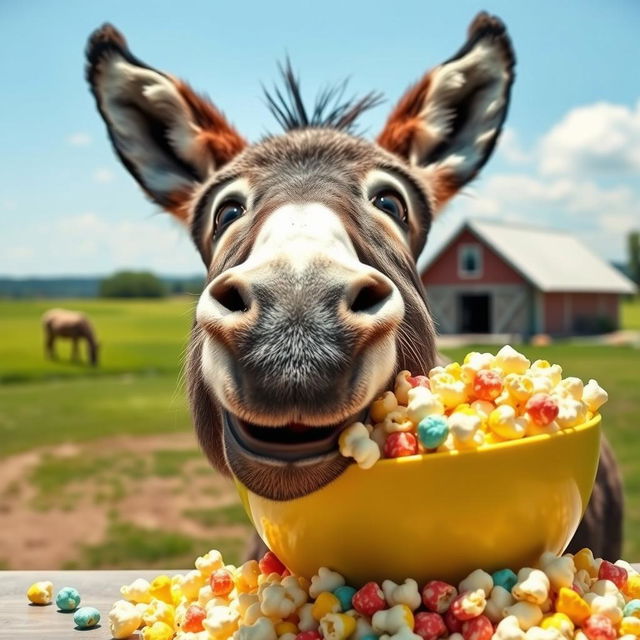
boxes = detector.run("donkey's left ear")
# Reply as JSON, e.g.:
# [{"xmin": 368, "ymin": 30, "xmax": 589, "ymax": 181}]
[
  {"xmin": 86, "ymin": 24, "xmax": 246, "ymax": 222},
  {"xmin": 377, "ymin": 12, "xmax": 515, "ymax": 212}
]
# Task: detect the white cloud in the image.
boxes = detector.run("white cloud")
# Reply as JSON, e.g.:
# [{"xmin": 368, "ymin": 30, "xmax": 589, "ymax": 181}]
[
  {"xmin": 0, "ymin": 212, "xmax": 204, "ymax": 276},
  {"xmin": 67, "ymin": 132, "xmax": 92, "ymax": 147},
  {"xmin": 92, "ymin": 168, "xmax": 115, "ymax": 183},
  {"xmin": 496, "ymin": 128, "xmax": 531, "ymax": 165},
  {"xmin": 538, "ymin": 100, "xmax": 640, "ymax": 176}
]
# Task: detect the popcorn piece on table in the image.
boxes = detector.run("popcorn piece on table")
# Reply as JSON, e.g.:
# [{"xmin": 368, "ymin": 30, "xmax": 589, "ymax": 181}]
[
  {"xmin": 26, "ymin": 580, "xmax": 53, "ymax": 605},
  {"xmin": 55, "ymin": 586, "xmax": 81, "ymax": 611},
  {"xmin": 109, "ymin": 599, "xmax": 143, "ymax": 639},
  {"xmin": 121, "ymin": 577, "xmax": 152, "ymax": 604},
  {"xmin": 74, "ymin": 606, "xmax": 102, "ymax": 629},
  {"xmin": 338, "ymin": 423, "xmax": 381, "ymax": 469}
]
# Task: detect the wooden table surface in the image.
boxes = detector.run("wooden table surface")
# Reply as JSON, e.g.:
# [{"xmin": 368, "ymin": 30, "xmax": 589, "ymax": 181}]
[
  {"xmin": 0, "ymin": 570, "xmax": 174, "ymax": 638},
  {"xmin": 2, "ymin": 566, "xmax": 639, "ymax": 638}
]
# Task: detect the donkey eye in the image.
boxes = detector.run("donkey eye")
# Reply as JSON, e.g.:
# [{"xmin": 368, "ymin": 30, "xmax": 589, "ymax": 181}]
[
  {"xmin": 370, "ymin": 190, "xmax": 408, "ymax": 223},
  {"xmin": 214, "ymin": 200, "xmax": 246, "ymax": 236}
]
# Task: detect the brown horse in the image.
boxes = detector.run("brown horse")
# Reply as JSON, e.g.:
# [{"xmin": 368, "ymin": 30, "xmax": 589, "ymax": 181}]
[
  {"xmin": 86, "ymin": 13, "xmax": 622, "ymax": 559},
  {"xmin": 42, "ymin": 309, "xmax": 99, "ymax": 366}
]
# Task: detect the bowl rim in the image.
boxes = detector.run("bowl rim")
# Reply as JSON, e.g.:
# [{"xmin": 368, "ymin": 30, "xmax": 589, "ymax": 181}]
[{"xmin": 370, "ymin": 413, "xmax": 601, "ymax": 467}]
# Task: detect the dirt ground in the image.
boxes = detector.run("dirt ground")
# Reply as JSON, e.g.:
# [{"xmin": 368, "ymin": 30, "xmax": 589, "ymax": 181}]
[{"xmin": 0, "ymin": 433, "xmax": 250, "ymax": 569}]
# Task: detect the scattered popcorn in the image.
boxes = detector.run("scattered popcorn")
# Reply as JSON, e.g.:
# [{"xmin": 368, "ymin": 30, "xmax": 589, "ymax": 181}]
[
  {"xmin": 73, "ymin": 605, "xmax": 101, "ymax": 629},
  {"xmin": 55, "ymin": 586, "xmax": 81, "ymax": 612},
  {"xmin": 109, "ymin": 599, "xmax": 143, "ymax": 638},
  {"xmin": 338, "ymin": 346, "xmax": 606, "ymax": 468},
  {"xmin": 26, "ymin": 580, "xmax": 53, "ymax": 605}
]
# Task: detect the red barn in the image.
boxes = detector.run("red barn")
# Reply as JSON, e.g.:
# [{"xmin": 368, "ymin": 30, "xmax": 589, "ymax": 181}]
[{"xmin": 421, "ymin": 219, "xmax": 636, "ymax": 336}]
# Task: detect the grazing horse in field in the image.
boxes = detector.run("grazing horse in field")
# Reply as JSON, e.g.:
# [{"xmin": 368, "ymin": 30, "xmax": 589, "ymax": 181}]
[
  {"xmin": 86, "ymin": 13, "xmax": 622, "ymax": 559},
  {"xmin": 42, "ymin": 309, "xmax": 99, "ymax": 366}
]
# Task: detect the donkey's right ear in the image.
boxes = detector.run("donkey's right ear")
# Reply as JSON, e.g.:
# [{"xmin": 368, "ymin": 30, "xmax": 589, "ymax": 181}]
[{"xmin": 85, "ymin": 24, "xmax": 245, "ymax": 222}]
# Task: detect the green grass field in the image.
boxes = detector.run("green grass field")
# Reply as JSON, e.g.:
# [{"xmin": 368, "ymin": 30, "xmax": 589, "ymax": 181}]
[{"xmin": 1, "ymin": 297, "xmax": 639, "ymax": 565}]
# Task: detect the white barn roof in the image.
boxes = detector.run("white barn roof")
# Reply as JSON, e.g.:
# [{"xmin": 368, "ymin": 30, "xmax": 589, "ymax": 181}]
[{"xmin": 422, "ymin": 219, "xmax": 637, "ymax": 294}]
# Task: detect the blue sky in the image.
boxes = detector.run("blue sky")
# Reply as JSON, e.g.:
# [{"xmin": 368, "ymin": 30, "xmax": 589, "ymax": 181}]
[{"xmin": 1, "ymin": 0, "xmax": 639, "ymax": 276}]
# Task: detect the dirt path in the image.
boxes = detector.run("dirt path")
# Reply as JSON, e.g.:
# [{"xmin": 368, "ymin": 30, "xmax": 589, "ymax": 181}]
[{"xmin": 0, "ymin": 433, "xmax": 248, "ymax": 569}]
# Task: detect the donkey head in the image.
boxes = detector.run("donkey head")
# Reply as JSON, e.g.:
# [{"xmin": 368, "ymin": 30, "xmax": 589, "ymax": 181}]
[{"xmin": 86, "ymin": 13, "xmax": 514, "ymax": 500}]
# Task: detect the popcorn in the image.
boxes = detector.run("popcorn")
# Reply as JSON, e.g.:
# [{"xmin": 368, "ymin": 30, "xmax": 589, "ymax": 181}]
[
  {"xmin": 407, "ymin": 387, "xmax": 445, "ymax": 424},
  {"xmin": 142, "ymin": 598, "xmax": 175, "ymax": 628},
  {"xmin": 543, "ymin": 556, "xmax": 576, "ymax": 591},
  {"xmin": 196, "ymin": 549, "xmax": 224, "ymax": 577},
  {"xmin": 104, "ymin": 541, "xmax": 640, "ymax": 640},
  {"xmin": 494, "ymin": 615, "xmax": 527, "ymax": 640},
  {"xmin": 494, "ymin": 345, "xmax": 531, "ymax": 375},
  {"xmin": 73, "ymin": 606, "xmax": 101, "ymax": 630},
  {"xmin": 485, "ymin": 586, "xmax": 514, "ymax": 623},
  {"xmin": 372, "ymin": 604, "xmax": 415, "ymax": 634},
  {"xmin": 382, "ymin": 579, "xmax": 422, "ymax": 610},
  {"xmin": 421, "ymin": 580, "xmax": 458, "ymax": 614},
  {"xmin": 203, "ymin": 605, "xmax": 240, "ymax": 639},
  {"xmin": 472, "ymin": 369, "xmax": 503, "ymax": 401},
  {"xmin": 182, "ymin": 603, "xmax": 206, "ymax": 632},
  {"xmin": 338, "ymin": 423, "xmax": 381, "ymax": 469},
  {"xmin": 55, "ymin": 586, "xmax": 81, "ymax": 612},
  {"xmin": 311, "ymin": 592, "xmax": 341, "ymax": 621},
  {"xmin": 259, "ymin": 552, "xmax": 287, "ymax": 576},
  {"xmin": 459, "ymin": 569, "xmax": 493, "ymax": 597},
  {"xmin": 234, "ymin": 617, "xmax": 277, "ymax": 640},
  {"xmin": 309, "ymin": 568, "xmax": 346, "ymax": 599},
  {"xmin": 503, "ymin": 602, "xmax": 544, "ymax": 630},
  {"xmin": 462, "ymin": 615, "xmax": 493, "ymax": 640},
  {"xmin": 337, "ymin": 347, "xmax": 606, "ymax": 464},
  {"xmin": 121, "ymin": 577, "xmax": 152, "ymax": 604},
  {"xmin": 26, "ymin": 580, "xmax": 53, "ymax": 606},
  {"xmin": 489, "ymin": 405, "xmax": 526, "ymax": 441},
  {"xmin": 450, "ymin": 589, "xmax": 486, "ymax": 620},
  {"xmin": 384, "ymin": 432, "xmax": 418, "ymax": 458},
  {"xmin": 556, "ymin": 588, "xmax": 591, "ymax": 625},
  {"xmin": 371, "ymin": 391, "xmax": 399, "ymax": 423},
  {"xmin": 581, "ymin": 380, "xmax": 608, "ymax": 412},
  {"xmin": 513, "ymin": 569, "xmax": 550, "ymax": 605},
  {"xmin": 429, "ymin": 373, "xmax": 467, "ymax": 409},
  {"xmin": 320, "ymin": 613, "xmax": 357, "ymax": 640},
  {"xmin": 353, "ymin": 582, "xmax": 387, "ymax": 617},
  {"xmin": 109, "ymin": 599, "xmax": 143, "ymax": 639},
  {"xmin": 449, "ymin": 408, "xmax": 484, "ymax": 448}
]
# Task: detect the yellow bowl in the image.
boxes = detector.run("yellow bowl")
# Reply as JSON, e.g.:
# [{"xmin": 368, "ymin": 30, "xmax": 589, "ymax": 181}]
[{"xmin": 235, "ymin": 415, "xmax": 601, "ymax": 585}]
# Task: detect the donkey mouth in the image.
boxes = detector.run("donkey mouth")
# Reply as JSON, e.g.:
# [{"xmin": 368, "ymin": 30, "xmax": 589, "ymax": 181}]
[{"xmin": 224, "ymin": 411, "xmax": 364, "ymax": 463}]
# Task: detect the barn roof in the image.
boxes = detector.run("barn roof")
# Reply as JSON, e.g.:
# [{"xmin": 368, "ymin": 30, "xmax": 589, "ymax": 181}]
[{"xmin": 422, "ymin": 219, "xmax": 637, "ymax": 294}]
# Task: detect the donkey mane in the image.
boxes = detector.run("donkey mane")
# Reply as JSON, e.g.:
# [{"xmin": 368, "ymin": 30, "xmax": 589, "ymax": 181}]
[{"xmin": 264, "ymin": 59, "xmax": 384, "ymax": 134}]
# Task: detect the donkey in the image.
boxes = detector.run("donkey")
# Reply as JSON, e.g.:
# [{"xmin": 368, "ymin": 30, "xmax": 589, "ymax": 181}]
[
  {"xmin": 42, "ymin": 308, "xmax": 100, "ymax": 366},
  {"xmin": 86, "ymin": 13, "xmax": 622, "ymax": 559}
]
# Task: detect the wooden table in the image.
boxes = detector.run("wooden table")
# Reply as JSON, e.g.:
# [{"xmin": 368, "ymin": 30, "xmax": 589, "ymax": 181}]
[
  {"xmin": 0, "ymin": 570, "xmax": 171, "ymax": 638},
  {"xmin": 2, "ymin": 566, "xmax": 639, "ymax": 638}
]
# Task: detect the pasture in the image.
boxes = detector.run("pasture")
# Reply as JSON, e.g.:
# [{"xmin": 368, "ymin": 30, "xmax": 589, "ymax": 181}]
[{"xmin": 0, "ymin": 297, "xmax": 639, "ymax": 569}]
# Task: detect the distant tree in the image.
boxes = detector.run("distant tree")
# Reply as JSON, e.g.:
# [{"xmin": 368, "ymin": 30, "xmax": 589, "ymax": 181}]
[
  {"xmin": 629, "ymin": 231, "xmax": 640, "ymax": 286},
  {"xmin": 99, "ymin": 271, "xmax": 168, "ymax": 298}
]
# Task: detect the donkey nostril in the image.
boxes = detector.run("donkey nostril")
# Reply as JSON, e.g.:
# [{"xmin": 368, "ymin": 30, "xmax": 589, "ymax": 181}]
[
  {"xmin": 349, "ymin": 278, "xmax": 393, "ymax": 313},
  {"xmin": 210, "ymin": 279, "xmax": 250, "ymax": 313}
]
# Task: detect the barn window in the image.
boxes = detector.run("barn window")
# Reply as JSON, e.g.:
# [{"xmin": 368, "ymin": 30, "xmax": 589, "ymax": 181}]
[{"xmin": 458, "ymin": 244, "xmax": 483, "ymax": 278}]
